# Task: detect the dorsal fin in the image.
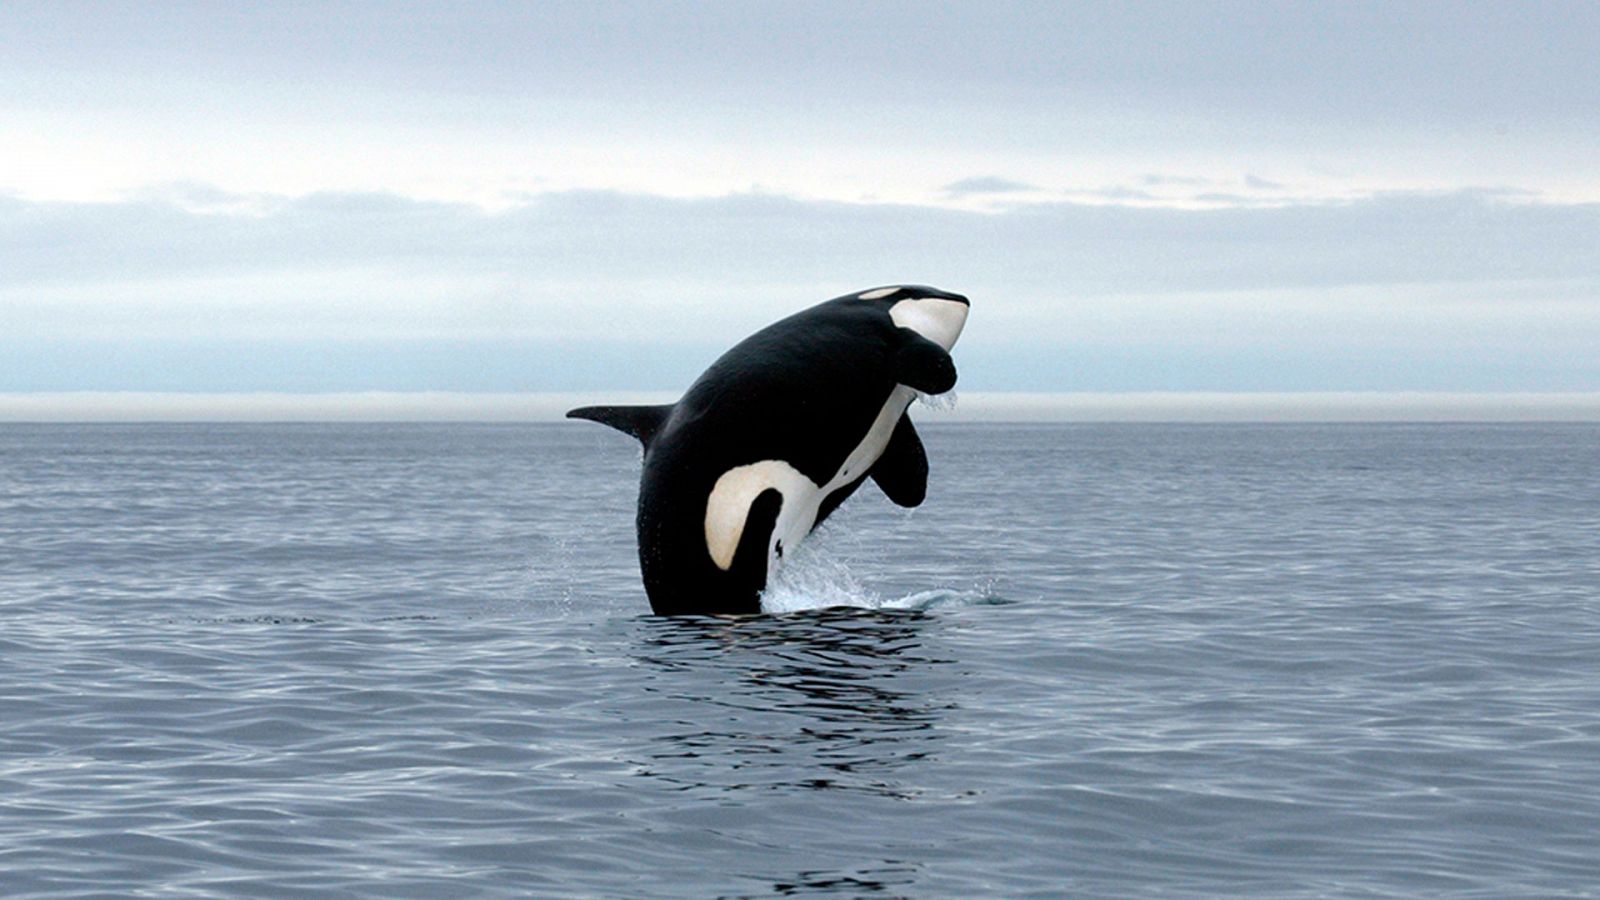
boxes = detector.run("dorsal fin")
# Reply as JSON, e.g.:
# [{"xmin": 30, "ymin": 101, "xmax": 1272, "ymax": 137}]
[{"xmin": 566, "ymin": 404, "xmax": 675, "ymax": 446}]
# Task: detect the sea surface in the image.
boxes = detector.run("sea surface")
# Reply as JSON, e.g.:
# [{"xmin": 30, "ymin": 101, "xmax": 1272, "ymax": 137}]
[{"xmin": 3, "ymin": 422, "xmax": 1599, "ymax": 897}]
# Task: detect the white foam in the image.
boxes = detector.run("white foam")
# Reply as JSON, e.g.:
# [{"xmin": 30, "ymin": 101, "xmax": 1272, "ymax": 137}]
[
  {"xmin": 916, "ymin": 389, "xmax": 959, "ymax": 412},
  {"xmin": 759, "ymin": 539, "xmax": 879, "ymax": 613},
  {"xmin": 759, "ymin": 534, "xmax": 1004, "ymax": 614}
]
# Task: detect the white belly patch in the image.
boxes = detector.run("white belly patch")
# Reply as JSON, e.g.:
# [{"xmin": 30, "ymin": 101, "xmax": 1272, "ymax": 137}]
[
  {"xmin": 704, "ymin": 460, "xmax": 819, "ymax": 571},
  {"xmin": 702, "ymin": 386, "xmax": 917, "ymax": 575}
]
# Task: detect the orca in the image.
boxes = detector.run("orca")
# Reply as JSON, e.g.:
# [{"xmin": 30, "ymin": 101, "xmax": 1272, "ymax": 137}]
[{"xmin": 569, "ymin": 285, "xmax": 969, "ymax": 615}]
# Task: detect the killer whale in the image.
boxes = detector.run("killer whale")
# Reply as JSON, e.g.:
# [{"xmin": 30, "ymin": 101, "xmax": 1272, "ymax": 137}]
[{"xmin": 569, "ymin": 285, "xmax": 969, "ymax": 615}]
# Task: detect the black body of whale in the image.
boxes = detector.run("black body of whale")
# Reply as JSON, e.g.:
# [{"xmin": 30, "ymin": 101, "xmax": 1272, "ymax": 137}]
[{"xmin": 569, "ymin": 285, "xmax": 969, "ymax": 615}]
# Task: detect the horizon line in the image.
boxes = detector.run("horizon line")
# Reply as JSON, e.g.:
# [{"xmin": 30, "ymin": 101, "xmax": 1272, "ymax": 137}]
[{"xmin": 4, "ymin": 391, "xmax": 1600, "ymax": 423}]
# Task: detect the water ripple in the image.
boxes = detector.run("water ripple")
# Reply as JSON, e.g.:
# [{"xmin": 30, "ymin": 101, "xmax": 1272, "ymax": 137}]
[{"xmin": 4, "ymin": 424, "xmax": 1600, "ymax": 896}]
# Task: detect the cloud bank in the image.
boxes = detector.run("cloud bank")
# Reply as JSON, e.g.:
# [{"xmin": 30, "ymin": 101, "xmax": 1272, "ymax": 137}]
[
  {"xmin": 5, "ymin": 3, "xmax": 1599, "ymax": 206},
  {"xmin": 3, "ymin": 187, "xmax": 1598, "ymax": 392}
]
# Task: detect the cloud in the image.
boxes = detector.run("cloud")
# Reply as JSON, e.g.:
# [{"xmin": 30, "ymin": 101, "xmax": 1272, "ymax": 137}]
[
  {"xmin": 5, "ymin": 5, "xmax": 1598, "ymax": 394},
  {"xmin": 9, "ymin": 3, "xmax": 1597, "ymax": 129},
  {"xmin": 1243, "ymin": 174, "xmax": 1286, "ymax": 191},
  {"xmin": 4, "ymin": 186, "xmax": 1599, "ymax": 391},
  {"xmin": 1191, "ymin": 193, "xmax": 1271, "ymax": 206},
  {"xmin": 943, "ymin": 177, "xmax": 1039, "ymax": 196},
  {"xmin": 1059, "ymin": 186, "xmax": 1160, "ymax": 202},
  {"xmin": 4, "ymin": 4, "xmax": 1598, "ymax": 208},
  {"xmin": 9, "ymin": 187, "xmax": 1596, "ymax": 296},
  {"xmin": 1142, "ymin": 174, "xmax": 1215, "ymax": 187}
]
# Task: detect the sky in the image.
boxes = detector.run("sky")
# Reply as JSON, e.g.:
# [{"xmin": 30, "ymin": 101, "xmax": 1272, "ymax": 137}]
[{"xmin": 3, "ymin": 1, "xmax": 1599, "ymax": 404}]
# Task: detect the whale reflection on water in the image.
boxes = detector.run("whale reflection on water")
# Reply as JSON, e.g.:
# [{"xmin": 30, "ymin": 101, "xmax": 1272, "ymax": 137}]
[{"xmin": 626, "ymin": 608, "xmax": 961, "ymax": 801}]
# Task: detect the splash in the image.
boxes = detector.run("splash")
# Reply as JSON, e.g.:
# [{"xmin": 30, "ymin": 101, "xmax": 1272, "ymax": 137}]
[
  {"xmin": 916, "ymin": 389, "xmax": 959, "ymax": 413},
  {"xmin": 759, "ymin": 536, "xmax": 1006, "ymax": 614},
  {"xmin": 760, "ymin": 540, "xmax": 879, "ymax": 613}
]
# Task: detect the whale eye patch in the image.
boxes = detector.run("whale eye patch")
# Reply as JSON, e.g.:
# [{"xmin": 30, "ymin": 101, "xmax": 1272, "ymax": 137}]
[{"xmin": 857, "ymin": 287, "xmax": 901, "ymax": 300}]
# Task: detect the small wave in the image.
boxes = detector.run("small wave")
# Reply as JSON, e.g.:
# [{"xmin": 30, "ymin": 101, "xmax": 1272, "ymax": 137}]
[
  {"xmin": 880, "ymin": 588, "xmax": 1013, "ymax": 611},
  {"xmin": 167, "ymin": 612, "xmax": 444, "ymax": 628}
]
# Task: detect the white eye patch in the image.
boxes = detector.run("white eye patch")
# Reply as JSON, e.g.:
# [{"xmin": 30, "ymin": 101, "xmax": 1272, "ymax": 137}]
[
  {"xmin": 889, "ymin": 297, "xmax": 969, "ymax": 351},
  {"xmin": 857, "ymin": 287, "xmax": 900, "ymax": 300}
]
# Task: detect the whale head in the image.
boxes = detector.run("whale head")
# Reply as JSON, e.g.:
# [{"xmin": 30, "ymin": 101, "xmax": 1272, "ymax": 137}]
[{"xmin": 854, "ymin": 284, "xmax": 970, "ymax": 351}]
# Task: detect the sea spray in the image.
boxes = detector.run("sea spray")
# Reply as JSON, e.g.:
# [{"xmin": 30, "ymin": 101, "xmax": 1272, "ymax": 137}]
[
  {"xmin": 760, "ymin": 527, "xmax": 1006, "ymax": 613},
  {"xmin": 760, "ymin": 534, "xmax": 881, "ymax": 613},
  {"xmin": 916, "ymin": 389, "xmax": 959, "ymax": 413}
]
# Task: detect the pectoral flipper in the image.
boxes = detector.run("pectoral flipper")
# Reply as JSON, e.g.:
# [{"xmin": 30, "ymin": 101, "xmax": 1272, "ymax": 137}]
[{"xmin": 869, "ymin": 414, "xmax": 928, "ymax": 508}]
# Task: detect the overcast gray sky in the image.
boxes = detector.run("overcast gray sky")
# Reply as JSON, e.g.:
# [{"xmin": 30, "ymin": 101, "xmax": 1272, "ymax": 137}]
[{"xmin": 3, "ymin": 1, "xmax": 1598, "ymax": 395}]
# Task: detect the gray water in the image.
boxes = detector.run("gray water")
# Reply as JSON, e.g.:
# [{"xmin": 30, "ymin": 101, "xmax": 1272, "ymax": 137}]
[{"xmin": 3, "ymin": 422, "xmax": 1599, "ymax": 897}]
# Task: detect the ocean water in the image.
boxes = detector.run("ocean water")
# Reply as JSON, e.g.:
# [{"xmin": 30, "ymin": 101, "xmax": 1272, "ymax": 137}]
[{"xmin": 3, "ymin": 422, "xmax": 1600, "ymax": 897}]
